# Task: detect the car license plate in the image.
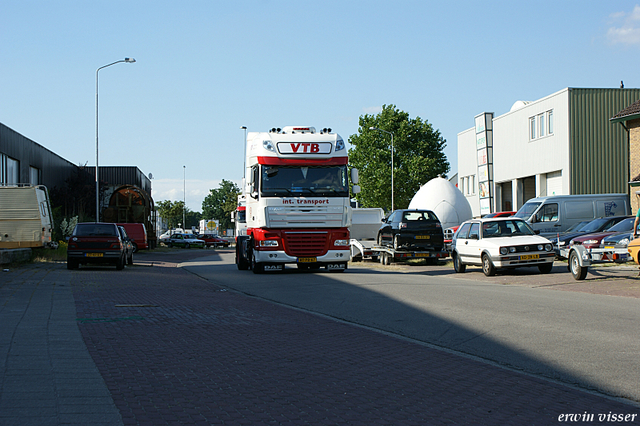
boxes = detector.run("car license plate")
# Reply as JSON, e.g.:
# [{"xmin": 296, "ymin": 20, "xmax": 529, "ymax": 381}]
[
  {"xmin": 415, "ymin": 235, "xmax": 430, "ymax": 239},
  {"xmin": 85, "ymin": 253, "xmax": 103, "ymax": 258},
  {"xmin": 604, "ymin": 246, "xmax": 615, "ymax": 249},
  {"xmin": 415, "ymin": 253, "xmax": 430, "ymax": 257},
  {"xmin": 298, "ymin": 257, "xmax": 317, "ymax": 263},
  {"xmin": 520, "ymin": 254, "xmax": 539, "ymax": 260}
]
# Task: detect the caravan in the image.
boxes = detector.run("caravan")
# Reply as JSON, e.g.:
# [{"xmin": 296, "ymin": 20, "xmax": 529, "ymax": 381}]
[
  {"xmin": 514, "ymin": 194, "xmax": 630, "ymax": 236},
  {"xmin": 0, "ymin": 185, "xmax": 54, "ymax": 248}
]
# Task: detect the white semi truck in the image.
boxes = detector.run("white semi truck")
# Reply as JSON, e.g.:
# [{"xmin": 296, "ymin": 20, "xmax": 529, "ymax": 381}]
[{"xmin": 235, "ymin": 126, "xmax": 359, "ymax": 273}]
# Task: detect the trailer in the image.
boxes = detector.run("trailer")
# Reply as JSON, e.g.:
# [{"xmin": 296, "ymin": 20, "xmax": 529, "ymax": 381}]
[
  {"xmin": 375, "ymin": 246, "xmax": 450, "ymax": 265},
  {"xmin": 561, "ymin": 245, "xmax": 629, "ymax": 280},
  {"xmin": 0, "ymin": 185, "xmax": 55, "ymax": 249}
]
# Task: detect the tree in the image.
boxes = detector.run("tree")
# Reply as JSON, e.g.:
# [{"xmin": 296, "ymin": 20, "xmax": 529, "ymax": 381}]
[
  {"xmin": 157, "ymin": 200, "xmax": 192, "ymax": 229},
  {"xmin": 202, "ymin": 180, "xmax": 241, "ymax": 232},
  {"xmin": 348, "ymin": 105, "xmax": 450, "ymax": 211}
]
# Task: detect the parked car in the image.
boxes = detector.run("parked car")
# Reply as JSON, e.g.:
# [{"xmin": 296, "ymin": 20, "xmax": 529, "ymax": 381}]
[
  {"xmin": 569, "ymin": 217, "xmax": 635, "ymax": 249},
  {"xmin": 451, "ymin": 217, "xmax": 555, "ymax": 276},
  {"xmin": 167, "ymin": 233, "xmax": 206, "ymax": 249},
  {"xmin": 443, "ymin": 226, "xmax": 460, "ymax": 251},
  {"xmin": 482, "ymin": 211, "xmax": 516, "ymax": 218},
  {"xmin": 600, "ymin": 221, "xmax": 640, "ymax": 249},
  {"xmin": 117, "ymin": 226, "xmax": 134, "ymax": 265},
  {"xmin": 117, "ymin": 223, "xmax": 148, "ymax": 252},
  {"xmin": 377, "ymin": 209, "xmax": 444, "ymax": 251},
  {"xmin": 627, "ymin": 237, "xmax": 640, "ymax": 264},
  {"xmin": 66, "ymin": 222, "xmax": 128, "ymax": 270},
  {"xmin": 549, "ymin": 216, "xmax": 629, "ymax": 256},
  {"xmin": 198, "ymin": 233, "xmax": 230, "ymax": 248}
]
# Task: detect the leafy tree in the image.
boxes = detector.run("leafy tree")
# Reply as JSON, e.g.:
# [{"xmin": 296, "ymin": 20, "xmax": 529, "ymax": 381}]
[
  {"xmin": 348, "ymin": 104, "xmax": 450, "ymax": 211},
  {"xmin": 156, "ymin": 200, "xmax": 202, "ymax": 231},
  {"xmin": 202, "ymin": 180, "xmax": 241, "ymax": 232}
]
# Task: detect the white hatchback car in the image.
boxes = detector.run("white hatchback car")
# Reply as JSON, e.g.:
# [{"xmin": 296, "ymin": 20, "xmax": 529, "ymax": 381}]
[{"xmin": 452, "ymin": 218, "xmax": 555, "ymax": 276}]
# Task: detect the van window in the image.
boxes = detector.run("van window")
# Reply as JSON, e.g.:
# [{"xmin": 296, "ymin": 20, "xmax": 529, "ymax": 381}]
[
  {"xmin": 514, "ymin": 202, "xmax": 540, "ymax": 221},
  {"xmin": 534, "ymin": 203, "xmax": 558, "ymax": 222},
  {"xmin": 565, "ymin": 201, "xmax": 594, "ymax": 219}
]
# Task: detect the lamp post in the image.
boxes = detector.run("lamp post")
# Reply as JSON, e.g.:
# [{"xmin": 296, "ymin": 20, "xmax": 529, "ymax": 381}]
[
  {"xmin": 183, "ymin": 165, "xmax": 186, "ymax": 231},
  {"xmin": 241, "ymin": 126, "xmax": 247, "ymax": 184},
  {"xmin": 95, "ymin": 57, "xmax": 136, "ymax": 222},
  {"xmin": 369, "ymin": 127, "xmax": 395, "ymax": 211}
]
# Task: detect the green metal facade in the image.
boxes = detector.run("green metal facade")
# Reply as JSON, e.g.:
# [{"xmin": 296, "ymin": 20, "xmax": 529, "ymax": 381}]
[{"xmin": 569, "ymin": 88, "xmax": 640, "ymax": 195}]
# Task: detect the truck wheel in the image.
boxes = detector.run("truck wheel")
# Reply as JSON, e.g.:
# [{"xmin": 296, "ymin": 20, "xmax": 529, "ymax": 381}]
[
  {"xmin": 251, "ymin": 252, "xmax": 264, "ymax": 274},
  {"xmin": 453, "ymin": 253, "xmax": 466, "ymax": 273},
  {"xmin": 236, "ymin": 237, "xmax": 250, "ymax": 270},
  {"xmin": 569, "ymin": 252, "xmax": 587, "ymax": 280},
  {"xmin": 482, "ymin": 254, "xmax": 496, "ymax": 276},
  {"xmin": 538, "ymin": 262, "xmax": 553, "ymax": 274}
]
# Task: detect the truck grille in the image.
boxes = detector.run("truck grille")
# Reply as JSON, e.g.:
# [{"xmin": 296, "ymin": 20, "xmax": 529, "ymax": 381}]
[{"xmin": 283, "ymin": 232, "xmax": 328, "ymax": 257}]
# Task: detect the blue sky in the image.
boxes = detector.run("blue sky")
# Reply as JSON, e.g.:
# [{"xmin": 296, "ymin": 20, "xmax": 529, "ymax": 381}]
[{"xmin": 2, "ymin": 1, "xmax": 640, "ymax": 211}]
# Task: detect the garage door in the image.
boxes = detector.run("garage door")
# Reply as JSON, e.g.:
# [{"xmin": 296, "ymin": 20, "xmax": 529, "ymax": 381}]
[{"xmin": 546, "ymin": 170, "xmax": 563, "ymax": 196}]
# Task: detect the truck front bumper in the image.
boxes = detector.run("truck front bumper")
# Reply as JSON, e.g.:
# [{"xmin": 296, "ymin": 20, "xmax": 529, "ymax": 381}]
[{"xmin": 253, "ymin": 249, "xmax": 350, "ymax": 264}]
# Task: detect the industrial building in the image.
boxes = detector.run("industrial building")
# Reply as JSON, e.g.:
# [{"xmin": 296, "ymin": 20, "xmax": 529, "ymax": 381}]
[{"xmin": 457, "ymin": 87, "xmax": 640, "ymax": 217}]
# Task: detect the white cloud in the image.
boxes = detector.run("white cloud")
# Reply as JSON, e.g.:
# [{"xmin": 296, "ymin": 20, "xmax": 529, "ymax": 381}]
[
  {"xmin": 607, "ymin": 5, "xmax": 640, "ymax": 45},
  {"xmin": 362, "ymin": 106, "xmax": 382, "ymax": 114}
]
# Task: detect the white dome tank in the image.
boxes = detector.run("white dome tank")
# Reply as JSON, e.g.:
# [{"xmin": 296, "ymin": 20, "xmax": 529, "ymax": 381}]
[{"xmin": 408, "ymin": 177, "xmax": 473, "ymax": 229}]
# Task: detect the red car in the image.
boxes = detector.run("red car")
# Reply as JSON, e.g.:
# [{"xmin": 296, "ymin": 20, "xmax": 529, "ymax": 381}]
[
  {"xmin": 198, "ymin": 234, "xmax": 230, "ymax": 248},
  {"xmin": 569, "ymin": 217, "xmax": 635, "ymax": 249}
]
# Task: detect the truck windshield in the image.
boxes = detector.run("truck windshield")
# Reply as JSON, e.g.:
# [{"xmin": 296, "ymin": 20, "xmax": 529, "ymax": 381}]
[
  {"xmin": 514, "ymin": 202, "xmax": 540, "ymax": 221},
  {"xmin": 261, "ymin": 165, "xmax": 349, "ymax": 197}
]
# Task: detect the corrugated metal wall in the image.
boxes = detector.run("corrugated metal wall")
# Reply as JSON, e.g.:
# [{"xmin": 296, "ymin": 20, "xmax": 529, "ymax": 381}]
[
  {"xmin": 0, "ymin": 123, "xmax": 78, "ymax": 189},
  {"xmin": 569, "ymin": 88, "xmax": 640, "ymax": 195}
]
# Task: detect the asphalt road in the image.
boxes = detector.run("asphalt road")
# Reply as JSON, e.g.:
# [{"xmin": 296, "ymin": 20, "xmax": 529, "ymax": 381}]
[{"xmin": 183, "ymin": 252, "xmax": 640, "ymax": 403}]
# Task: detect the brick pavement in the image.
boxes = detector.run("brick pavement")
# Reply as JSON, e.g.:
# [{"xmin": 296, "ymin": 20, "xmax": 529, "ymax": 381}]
[{"xmin": 66, "ymin": 250, "xmax": 639, "ymax": 425}]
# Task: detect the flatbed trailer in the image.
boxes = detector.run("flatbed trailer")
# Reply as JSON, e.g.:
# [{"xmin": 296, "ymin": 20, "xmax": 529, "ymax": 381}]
[
  {"xmin": 350, "ymin": 239, "xmax": 449, "ymax": 265},
  {"xmin": 560, "ymin": 245, "xmax": 629, "ymax": 280}
]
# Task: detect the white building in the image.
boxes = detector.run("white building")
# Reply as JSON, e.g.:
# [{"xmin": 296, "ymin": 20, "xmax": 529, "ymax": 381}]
[{"xmin": 457, "ymin": 87, "xmax": 640, "ymax": 217}]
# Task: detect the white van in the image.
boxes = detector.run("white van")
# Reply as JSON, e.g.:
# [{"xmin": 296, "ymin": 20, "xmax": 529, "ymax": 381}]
[
  {"xmin": 513, "ymin": 194, "xmax": 630, "ymax": 235},
  {"xmin": 0, "ymin": 185, "xmax": 54, "ymax": 248}
]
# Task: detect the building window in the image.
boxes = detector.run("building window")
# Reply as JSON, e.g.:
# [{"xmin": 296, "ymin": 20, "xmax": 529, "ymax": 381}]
[
  {"xmin": 530, "ymin": 117, "xmax": 536, "ymax": 140},
  {"xmin": 538, "ymin": 113, "xmax": 545, "ymax": 137},
  {"xmin": 6, "ymin": 157, "xmax": 19, "ymax": 185},
  {"xmin": 548, "ymin": 110, "xmax": 553, "ymax": 134},
  {"xmin": 30, "ymin": 166, "xmax": 40, "ymax": 185}
]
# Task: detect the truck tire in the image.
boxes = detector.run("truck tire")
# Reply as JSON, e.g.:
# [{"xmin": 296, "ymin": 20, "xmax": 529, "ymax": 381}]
[
  {"xmin": 569, "ymin": 251, "xmax": 587, "ymax": 280},
  {"xmin": 236, "ymin": 237, "xmax": 250, "ymax": 270},
  {"xmin": 251, "ymin": 251, "xmax": 264, "ymax": 274}
]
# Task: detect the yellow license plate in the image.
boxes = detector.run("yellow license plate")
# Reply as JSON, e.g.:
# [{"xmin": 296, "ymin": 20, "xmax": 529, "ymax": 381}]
[
  {"xmin": 86, "ymin": 253, "xmax": 103, "ymax": 258},
  {"xmin": 415, "ymin": 253, "xmax": 430, "ymax": 257},
  {"xmin": 415, "ymin": 235, "xmax": 430, "ymax": 239},
  {"xmin": 604, "ymin": 246, "xmax": 615, "ymax": 249},
  {"xmin": 520, "ymin": 254, "xmax": 539, "ymax": 260},
  {"xmin": 298, "ymin": 257, "xmax": 317, "ymax": 263}
]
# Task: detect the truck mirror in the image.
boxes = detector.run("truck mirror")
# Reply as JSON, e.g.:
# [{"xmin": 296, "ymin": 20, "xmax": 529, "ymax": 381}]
[
  {"xmin": 350, "ymin": 168, "xmax": 359, "ymax": 185},
  {"xmin": 352, "ymin": 184, "xmax": 361, "ymax": 194}
]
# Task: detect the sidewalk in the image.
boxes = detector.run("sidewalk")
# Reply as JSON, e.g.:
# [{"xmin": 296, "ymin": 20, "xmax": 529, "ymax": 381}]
[{"xmin": 1, "ymin": 253, "xmax": 639, "ymax": 425}]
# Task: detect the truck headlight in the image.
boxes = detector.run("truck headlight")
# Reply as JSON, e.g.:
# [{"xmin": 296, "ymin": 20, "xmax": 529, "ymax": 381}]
[
  {"xmin": 334, "ymin": 239, "xmax": 349, "ymax": 246},
  {"xmin": 259, "ymin": 240, "xmax": 279, "ymax": 247}
]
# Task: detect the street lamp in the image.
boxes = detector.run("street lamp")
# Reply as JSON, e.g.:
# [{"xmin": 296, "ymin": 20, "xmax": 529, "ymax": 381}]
[
  {"xmin": 95, "ymin": 57, "xmax": 136, "ymax": 222},
  {"xmin": 183, "ymin": 165, "xmax": 186, "ymax": 231},
  {"xmin": 241, "ymin": 126, "xmax": 247, "ymax": 184},
  {"xmin": 369, "ymin": 126, "xmax": 395, "ymax": 211}
]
